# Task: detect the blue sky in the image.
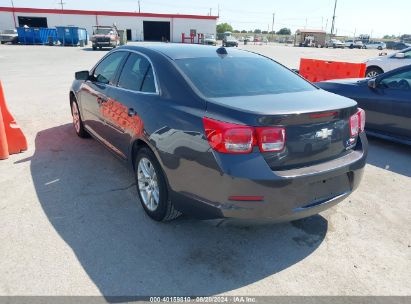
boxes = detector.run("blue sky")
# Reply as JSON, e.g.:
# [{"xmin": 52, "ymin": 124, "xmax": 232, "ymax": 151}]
[{"xmin": 1, "ymin": 0, "xmax": 409, "ymax": 38}]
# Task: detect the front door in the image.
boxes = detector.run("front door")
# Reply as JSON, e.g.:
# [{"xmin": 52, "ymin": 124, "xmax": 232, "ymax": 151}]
[
  {"xmin": 78, "ymin": 51, "xmax": 128, "ymax": 140},
  {"xmin": 376, "ymin": 67, "xmax": 411, "ymax": 138}
]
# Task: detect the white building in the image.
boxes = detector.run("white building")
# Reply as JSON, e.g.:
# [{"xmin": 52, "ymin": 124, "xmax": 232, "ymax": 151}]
[{"xmin": 0, "ymin": 6, "xmax": 218, "ymax": 42}]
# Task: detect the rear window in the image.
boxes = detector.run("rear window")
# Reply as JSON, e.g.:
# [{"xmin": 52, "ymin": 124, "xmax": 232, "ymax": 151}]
[{"xmin": 175, "ymin": 56, "xmax": 316, "ymax": 98}]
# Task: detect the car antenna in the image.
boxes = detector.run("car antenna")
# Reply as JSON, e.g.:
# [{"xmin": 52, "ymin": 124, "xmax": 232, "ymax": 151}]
[{"xmin": 216, "ymin": 47, "xmax": 228, "ymax": 57}]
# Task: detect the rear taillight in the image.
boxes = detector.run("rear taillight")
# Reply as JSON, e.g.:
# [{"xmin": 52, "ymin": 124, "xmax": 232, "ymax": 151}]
[
  {"xmin": 255, "ymin": 127, "xmax": 286, "ymax": 152},
  {"xmin": 203, "ymin": 117, "xmax": 254, "ymax": 153},
  {"xmin": 349, "ymin": 108, "xmax": 366, "ymax": 137},
  {"xmin": 203, "ymin": 117, "xmax": 285, "ymax": 154}
]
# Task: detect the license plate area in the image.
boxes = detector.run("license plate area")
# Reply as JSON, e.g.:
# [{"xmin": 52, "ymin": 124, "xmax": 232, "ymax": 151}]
[{"xmin": 307, "ymin": 174, "xmax": 350, "ymax": 203}]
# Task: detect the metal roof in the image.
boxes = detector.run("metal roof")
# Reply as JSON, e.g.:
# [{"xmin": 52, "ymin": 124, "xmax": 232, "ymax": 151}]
[{"xmin": 0, "ymin": 6, "xmax": 218, "ymax": 20}]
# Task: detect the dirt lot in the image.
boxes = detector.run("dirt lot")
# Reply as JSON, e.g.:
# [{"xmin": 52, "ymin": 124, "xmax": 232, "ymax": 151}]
[{"xmin": 0, "ymin": 43, "xmax": 410, "ymax": 297}]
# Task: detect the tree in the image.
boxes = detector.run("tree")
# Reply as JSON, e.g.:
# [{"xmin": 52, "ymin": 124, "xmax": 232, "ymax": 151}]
[
  {"xmin": 233, "ymin": 30, "xmax": 240, "ymax": 33},
  {"xmin": 254, "ymin": 29, "xmax": 262, "ymax": 34},
  {"xmin": 262, "ymin": 30, "xmax": 268, "ymax": 34},
  {"xmin": 216, "ymin": 23, "xmax": 233, "ymax": 34},
  {"xmin": 277, "ymin": 28, "xmax": 291, "ymax": 35},
  {"xmin": 241, "ymin": 30, "xmax": 247, "ymax": 33}
]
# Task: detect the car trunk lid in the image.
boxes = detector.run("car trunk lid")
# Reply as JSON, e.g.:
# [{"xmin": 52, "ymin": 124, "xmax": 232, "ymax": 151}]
[{"xmin": 205, "ymin": 90, "xmax": 358, "ymax": 170}]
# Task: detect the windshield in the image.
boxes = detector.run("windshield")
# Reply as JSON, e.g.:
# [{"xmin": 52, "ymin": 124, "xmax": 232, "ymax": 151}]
[
  {"xmin": 95, "ymin": 28, "xmax": 113, "ymax": 35},
  {"xmin": 175, "ymin": 57, "xmax": 316, "ymax": 98}
]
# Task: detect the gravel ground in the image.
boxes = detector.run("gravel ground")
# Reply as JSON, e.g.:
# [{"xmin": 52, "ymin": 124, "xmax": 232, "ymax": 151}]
[{"xmin": 0, "ymin": 43, "xmax": 410, "ymax": 297}]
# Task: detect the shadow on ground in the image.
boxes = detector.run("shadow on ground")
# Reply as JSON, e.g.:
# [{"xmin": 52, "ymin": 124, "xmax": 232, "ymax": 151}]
[
  {"xmin": 30, "ymin": 124, "xmax": 328, "ymax": 296},
  {"xmin": 367, "ymin": 136, "xmax": 411, "ymax": 178}
]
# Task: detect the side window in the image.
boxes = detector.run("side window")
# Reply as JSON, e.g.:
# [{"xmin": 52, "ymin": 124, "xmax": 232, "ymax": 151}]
[
  {"xmin": 404, "ymin": 50, "xmax": 411, "ymax": 59},
  {"xmin": 93, "ymin": 52, "xmax": 127, "ymax": 85},
  {"xmin": 117, "ymin": 53, "xmax": 157, "ymax": 93},
  {"xmin": 381, "ymin": 69, "xmax": 411, "ymax": 90}
]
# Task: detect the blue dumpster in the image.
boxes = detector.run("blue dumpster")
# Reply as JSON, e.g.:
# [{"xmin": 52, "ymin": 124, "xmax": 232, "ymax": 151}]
[
  {"xmin": 17, "ymin": 27, "xmax": 58, "ymax": 45},
  {"xmin": 56, "ymin": 26, "xmax": 88, "ymax": 46}
]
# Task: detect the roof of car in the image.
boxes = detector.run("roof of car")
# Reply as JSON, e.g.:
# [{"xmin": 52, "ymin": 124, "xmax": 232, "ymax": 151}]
[{"xmin": 117, "ymin": 44, "xmax": 258, "ymax": 60}]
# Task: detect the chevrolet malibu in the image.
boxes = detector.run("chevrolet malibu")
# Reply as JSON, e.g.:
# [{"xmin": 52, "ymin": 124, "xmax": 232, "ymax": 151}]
[{"xmin": 70, "ymin": 45, "xmax": 367, "ymax": 222}]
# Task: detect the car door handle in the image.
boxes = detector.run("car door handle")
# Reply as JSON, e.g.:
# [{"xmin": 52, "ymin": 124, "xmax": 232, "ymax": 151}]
[
  {"xmin": 128, "ymin": 108, "xmax": 137, "ymax": 117},
  {"xmin": 97, "ymin": 97, "xmax": 108, "ymax": 104}
]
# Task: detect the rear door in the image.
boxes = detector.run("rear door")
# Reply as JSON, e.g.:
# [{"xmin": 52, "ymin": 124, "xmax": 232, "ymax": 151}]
[
  {"xmin": 99, "ymin": 52, "xmax": 159, "ymax": 157},
  {"xmin": 78, "ymin": 51, "xmax": 128, "ymax": 138}
]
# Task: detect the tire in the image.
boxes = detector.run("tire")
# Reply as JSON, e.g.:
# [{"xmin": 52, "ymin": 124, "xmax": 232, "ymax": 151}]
[
  {"xmin": 92, "ymin": 45, "xmax": 96, "ymax": 50},
  {"xmin": 70, "ymin": 98, "xmax": 89, "ymax": 138},
  {"xmin": 378, "ymin": 46, "xmax": 382, "ymax": 50},
  {"xmin": 135, "ymin": 147, "xmax": 181, "ymax": 222},
  {"xmin": 350, "ymin": 45, "xmax": 354, "ymax": 49},
  {"xmin": 99, "ymin": 46, "xmax": 102, "ymax": 50},
  {"xmin": 365, "ymin": 67, "xmax": 383, "ymax": 78}
]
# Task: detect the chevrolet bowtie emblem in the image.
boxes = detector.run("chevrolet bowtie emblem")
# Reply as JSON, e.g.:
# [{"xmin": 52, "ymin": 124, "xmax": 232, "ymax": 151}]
[{"xmin": 315, "ymin": 128, "xmax": 333, "ymax": 139}]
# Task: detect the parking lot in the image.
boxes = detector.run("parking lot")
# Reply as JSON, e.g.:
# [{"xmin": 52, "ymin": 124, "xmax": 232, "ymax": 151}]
[{"xmin": 0, "ymin": 43, "xmax": 410, "ymax": 296}]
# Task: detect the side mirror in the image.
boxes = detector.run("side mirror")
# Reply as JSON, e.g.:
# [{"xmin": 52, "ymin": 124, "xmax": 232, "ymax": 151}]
[
  {"xmin": 394, "ymin": 53, "xmax": 405, "ymax": 59},
  {"xmin": 75, "ymin": 70, "xmax": 90, "ymax": 81},
  {"xmin": 368, "ymin": 79, "xmax": 378, "ymax": 89}
]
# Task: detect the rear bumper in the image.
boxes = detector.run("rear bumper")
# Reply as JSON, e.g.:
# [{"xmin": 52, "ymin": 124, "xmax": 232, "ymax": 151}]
[{"xmin": 169, "ymin": 133, "xmax": 368, "ymax": 222}]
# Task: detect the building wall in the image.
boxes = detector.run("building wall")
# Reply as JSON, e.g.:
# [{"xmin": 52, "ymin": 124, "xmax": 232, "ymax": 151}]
[{"xmin": 0, "ymin": 11, "xmax": 216, "ymax": 42}]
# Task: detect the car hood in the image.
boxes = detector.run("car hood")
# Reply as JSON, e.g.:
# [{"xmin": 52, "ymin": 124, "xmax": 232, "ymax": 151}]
[{"xmin": 207, "ymin": 89, "xmax": 357, "ymax": 115}]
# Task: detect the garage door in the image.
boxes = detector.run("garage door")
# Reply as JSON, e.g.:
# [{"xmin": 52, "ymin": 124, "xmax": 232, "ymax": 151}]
[
  {"xmin": 18, "ymin": 16, "xmax": 48, "ymax": 28},
  {"xmin": 143, "ymin": 21, "xmax": 170, "ymax": 42}
]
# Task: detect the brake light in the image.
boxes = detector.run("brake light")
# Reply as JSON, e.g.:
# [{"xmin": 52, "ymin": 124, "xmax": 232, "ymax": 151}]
[
  {"xmin": 349, "ymin": 108, "xmax": 366, "ymax": 137},
  {"xmin": 203, "ymin": 117, "xmax": 254, "ymax": 153},
  {"xmin": 203, "ymin": 117, "xmax": 286, "ymax": 154},
  {"xmin": 255, "ymin": 127, "xmax": 286, "ymax": 152}
]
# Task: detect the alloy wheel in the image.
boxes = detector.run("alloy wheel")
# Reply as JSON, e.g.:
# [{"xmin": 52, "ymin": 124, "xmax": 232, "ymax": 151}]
[
  {"xmin": 366, "ymin": 71, "xmax": 379, "ymax": 78},
  {"xmin": 72, "ymin": 102, "xmax": 81, "ymax": 133},
  {"xmin": 137, "ymin": 157, "xmax": 160, "ymax": 211}
]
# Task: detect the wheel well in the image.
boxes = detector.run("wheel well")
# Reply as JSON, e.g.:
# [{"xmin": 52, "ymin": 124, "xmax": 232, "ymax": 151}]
[
  {"xmin": 69, "ymin": 91, "xmax": 76, "ymax": 106},
  {"xmin": 366, "ymin": 66, "xmax": 384, "ymax": 73},
  {"xmin": 131, "ymin": 139, "xmax": 150, "ymax": 169}
]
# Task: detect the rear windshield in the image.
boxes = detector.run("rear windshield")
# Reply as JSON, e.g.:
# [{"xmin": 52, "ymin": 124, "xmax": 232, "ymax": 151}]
[{"xmin": 175, "ymin": 56, "xmax": 316, "ymax": 98}]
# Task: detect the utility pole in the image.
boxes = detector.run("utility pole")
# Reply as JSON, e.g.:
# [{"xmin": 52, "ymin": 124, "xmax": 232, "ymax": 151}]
[
  {"xmin": 10, "ymin": 0, "xmax": 16, "ymax": 28},
  {"xmin": 58, "ymin": 0, "xmax": 66, "ymax": 11},
  {"xmin": 271, "ymin": 13, "xmax": 275, "ymax": 33},
  {"xmin": 330, "ymin": 0, "xmax": 338, "ymax": 36},
  {"xmin": 305, "ymin": 18, "xmax": 307, "ymax": 29},
  {"xmin": 325, "ymin": 18, "xmax": 328, "ymax": 32},
  {"xmin": 218, "ymin": 4, "xmax": 220, "ymax": 17},
  {"xmin": 271, "ymin": 13, "xmax": 275, "ymax": 39},
  {"xmin": 138, "ymin": 0, "xmax": 141, "ymax": 13},
  {"xmin": 209, "ymin": 8, "xmax": 212, "ymax": 16}
]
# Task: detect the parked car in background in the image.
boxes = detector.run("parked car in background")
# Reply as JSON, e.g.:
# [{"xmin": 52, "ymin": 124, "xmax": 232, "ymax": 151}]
[
  {"xmin": 70, "ymin": 45, "xmax": 367, "ymax": 222},
  {"xmin": 317, "ymin": 65, "xmax": 411, "ymax": 146},
  {"xmin": 223, "ymin": 35, "xmax": 238, "ymax": 47},
  {"xmin": 0, "ymin": 29, "xmax": 18, "ymax": 44},
  {"xmin": 390, "ymin": 42, "xmax": 411, "ymax": 51},
  {"xmin": 364, "ymin": 41, "xmax": 386, "ymax": 50},
  {"xmin": 365, "ymin": 47, "xmax": 411, "ymax": 77},
  {"xmin": 91, "ymin": 25, "xmax": 120, "ymax": 50},
  {"xmin": 246, "ymin": 36, "xmax": 254, "ymax": 42},
  {"xmin": 345, "ymin": 40, "xmax": 364, "ymax": 49},
  {"xmin": 326, "ymin": 39, "xmax": 345, "ymax": 48},
  {"xmin": 203, "ymin": 34, "xmax": 217, "ymax": 46}
]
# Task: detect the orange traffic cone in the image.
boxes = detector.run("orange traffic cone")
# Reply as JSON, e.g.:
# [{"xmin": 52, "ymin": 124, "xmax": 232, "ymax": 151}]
[
  {"xmin": 0, "ymin": 80, "xmax": 27, "ymax": 159},
  {"xmin": 0, "ymin": 106, "xmax": 9, "ymax": 160}
]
